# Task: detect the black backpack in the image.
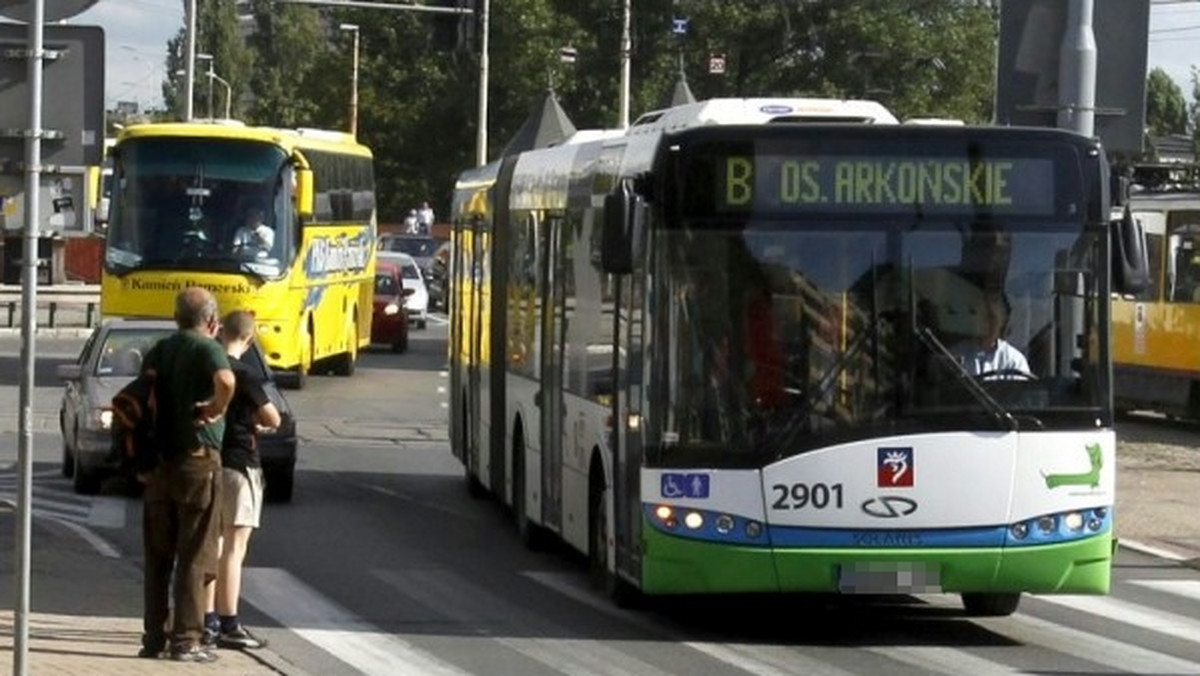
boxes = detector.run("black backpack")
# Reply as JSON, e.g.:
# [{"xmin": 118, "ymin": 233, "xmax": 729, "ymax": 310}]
[{"xmin": 110, "ymin": 370, "xmax": 161, "ymax": 474}]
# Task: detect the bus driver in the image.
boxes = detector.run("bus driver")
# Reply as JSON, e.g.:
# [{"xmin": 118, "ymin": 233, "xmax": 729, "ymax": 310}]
[
  {"xmin": 231, "ymin": 205, "xmax": 275, "ymax": 258},
  {"xmin": 954, "ymin": 292, "xmax": 1031, "ymax": 379}
]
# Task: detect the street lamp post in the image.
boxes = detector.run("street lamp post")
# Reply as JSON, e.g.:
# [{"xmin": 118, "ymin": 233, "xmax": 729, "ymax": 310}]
[
  {"xmin": 212, "ymin": 73, "xmax": 232, "ymax": 119},
  {"xmin": 196, "ymin": 52, "xmax": 214, "ymax": 120},
  {"xmin": 339, "ymin": 23, "xmax": 360, "ymax": 137}
]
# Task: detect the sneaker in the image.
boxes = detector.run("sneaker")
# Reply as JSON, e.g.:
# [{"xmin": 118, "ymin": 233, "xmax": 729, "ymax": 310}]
[
  {"xmin": 202, "ymin": 625, "xmax": 219, "ymax": 646},
  {"xmin": 217, "ymin": 625, "xmax": 267, "ymax": 650},
  {"xmin": 169, "ymin": 645, "xmax": 219, "ymax": 663}
]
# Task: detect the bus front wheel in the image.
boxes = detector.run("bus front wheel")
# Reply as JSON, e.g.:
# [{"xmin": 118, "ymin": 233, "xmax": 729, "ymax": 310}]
[
  {"xmin": 961, "ymin": 592, "xmax": 1021, "ymax": 617},
  {"xmin": 588, "ymin": 468, "xmax": 641, "ymax": 608}
]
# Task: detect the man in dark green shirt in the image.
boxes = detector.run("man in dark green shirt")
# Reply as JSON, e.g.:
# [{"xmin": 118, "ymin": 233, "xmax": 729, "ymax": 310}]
[{"xmin": 138, "ymin": 287, "xmax": 235, "ymax": 663}]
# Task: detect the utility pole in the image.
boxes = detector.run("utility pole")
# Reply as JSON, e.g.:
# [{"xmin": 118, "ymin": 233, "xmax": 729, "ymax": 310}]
[
  {"xmin": 476, "ymin": 0, "xmax": 490, "ymax": 166},
  {"xmin": 1057, "ymin": 0, "xmax": 1097, "ymax": 136},
  {"xmin": 15, "ymin": 2, "xmax": 45, "ymax": 674},
  {"xmin": 340, "ymin": 23, "xmax": 361, "ymax": 136},
  {"xmin": 184, "ymin": 0, "xmax": 197, "ymax": 120},
  {"xmin": 618, "ymin": 0, "xmax": 631, "ymax": 129}
]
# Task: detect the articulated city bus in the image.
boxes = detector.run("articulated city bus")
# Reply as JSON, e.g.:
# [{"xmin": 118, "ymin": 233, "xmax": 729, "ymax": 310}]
[
  {"xmin": 100, "ymin": 121, "xmax": 377, "ymax": 387},
  {"xmin": 449, "ymin": 98, "xmax": 1145, "ymax": 616},
  {"xmin": 1110, "ymin": 169, "xmax": 1200, "ymax": 418}
]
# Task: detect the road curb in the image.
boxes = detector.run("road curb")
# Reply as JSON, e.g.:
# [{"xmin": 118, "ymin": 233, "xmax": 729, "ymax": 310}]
[{"xmin": 241, "ymin": 646, "xmax": 318, "ymax": 676}]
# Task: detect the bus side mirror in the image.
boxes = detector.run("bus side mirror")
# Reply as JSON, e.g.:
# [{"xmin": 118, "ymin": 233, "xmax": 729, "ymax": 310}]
[
  {"xmin": 295, "ymin": 167, "xmax": 314, "ymax": 219},
  {"xmin": 601, "ymin": 179, "xmax": 641, "ymax": 275},
  {"xmin": 1110, "ymin": 172, "xmax": 1129, "ymax": 209},
  {"xmin": 1112, "ymin": 205, "xmax": 1149, "ymax": 295}
]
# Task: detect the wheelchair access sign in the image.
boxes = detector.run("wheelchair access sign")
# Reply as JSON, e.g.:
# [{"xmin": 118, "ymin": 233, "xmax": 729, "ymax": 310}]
[{"xmin": 660, "ymin": 473, "xmax": 710, "ymax": 499}]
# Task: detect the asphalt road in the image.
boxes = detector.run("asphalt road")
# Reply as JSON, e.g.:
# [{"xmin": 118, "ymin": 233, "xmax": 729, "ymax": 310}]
[{"xmin": 1, "ymin": 318, "xmax": 1198, "ymax": 676}]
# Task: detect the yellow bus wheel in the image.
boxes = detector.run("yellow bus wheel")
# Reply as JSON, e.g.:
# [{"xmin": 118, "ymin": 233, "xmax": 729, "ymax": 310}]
[{"xmin": 333, "ymin": 322, "xmax": 357, "ymax": 376}]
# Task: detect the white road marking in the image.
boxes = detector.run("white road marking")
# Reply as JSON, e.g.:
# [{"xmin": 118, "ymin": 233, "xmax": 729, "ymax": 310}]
[
  {"xmin": 1127, "ymin": 579, "xmax": 1200, "ymax": 603},
  {"xmin": 1036, "ymin": 593, "xmax": 1200, "ymax": 643},
  {"xmin": 374, "ymin": 568, "xmax": 680, "ymax": 676},
  {"xmin": 863, "ymin": 646, "xmax": 1021, "ymax": 676},
  {"xmin": 242, "ymin": 567, "xmax": 471, "ymax": 676}
]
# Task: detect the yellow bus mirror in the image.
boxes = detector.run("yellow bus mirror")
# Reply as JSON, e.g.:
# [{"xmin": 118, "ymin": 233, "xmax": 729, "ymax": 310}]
[{"xmin": 295, "ymin": 168, "xmax": 314, "ymax": 218}]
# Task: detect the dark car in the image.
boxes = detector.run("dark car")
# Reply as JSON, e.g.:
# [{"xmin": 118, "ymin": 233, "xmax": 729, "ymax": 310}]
[
  {"xmin": 378, "ymin": 233, "xmax": 440, "ymax": 278},
  {"xmin": 57, "ymin": 318, "xmax": 298, "ymax": 502},
  {"xmin": 372, "ymin": 261, "xmax": 412, "ymax": 352}
]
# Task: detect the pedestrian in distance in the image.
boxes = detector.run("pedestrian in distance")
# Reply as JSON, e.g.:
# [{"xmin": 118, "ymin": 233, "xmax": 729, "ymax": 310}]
[
  {"xmin": 203, "ymin": 309, "xmax": 281, "ymax": 651},
  {"xmin": 138, "ymin": 286, "xmax": 235, "ymax": 663}
]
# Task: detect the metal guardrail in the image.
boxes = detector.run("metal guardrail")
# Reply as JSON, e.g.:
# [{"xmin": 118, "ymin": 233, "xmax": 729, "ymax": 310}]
[{"xmin": 0, "ymin": 284, "xmax": 100, "ymax": 328}]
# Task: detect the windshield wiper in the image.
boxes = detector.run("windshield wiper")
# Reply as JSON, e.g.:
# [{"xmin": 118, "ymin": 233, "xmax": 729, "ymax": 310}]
[
  {"xmin": 765, "ymin": 312, "xmax": 884, "ymax": 458},
  {"xmin": 915, "ymin": 325, "xmax": 1019, "ymax": 431}
]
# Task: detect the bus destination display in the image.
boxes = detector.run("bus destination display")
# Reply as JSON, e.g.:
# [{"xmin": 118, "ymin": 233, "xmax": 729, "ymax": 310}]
[{"xmin": 717, "ymin": 155, "xmax": 1057, "ymax": 215}]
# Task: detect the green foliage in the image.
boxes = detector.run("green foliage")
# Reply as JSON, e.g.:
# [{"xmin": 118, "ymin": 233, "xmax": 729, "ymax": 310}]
[
  {"xmin": 155, "ymin": 0, "xmax": 999, "ymax": 222},
  {"xmin": 1192, "ymin": 66, "xmax": 1200, "ymax": 155},
  {"xmin": 245, "ymin": 1, "xmax": 336, "ymax": 128},
  {"xmin": 1146, "ymin": 67, "xmax": 1189, "ymax": 137}
]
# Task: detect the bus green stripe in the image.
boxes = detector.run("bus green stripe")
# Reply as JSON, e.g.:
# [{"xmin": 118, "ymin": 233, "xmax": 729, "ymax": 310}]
[{"xmin": 641, "ymin": 518, "xmax": 1112, "ymax": 595}]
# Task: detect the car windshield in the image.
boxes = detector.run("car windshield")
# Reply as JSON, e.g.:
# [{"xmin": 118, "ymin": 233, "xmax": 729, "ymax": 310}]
[
  {"xmin": 95, "ymin": 329, "xmax": 173, "ymax": 376},
  {"xmin": 383, "ymin": 236, "xmax": 437, "ymax": 258},
  {"xmin": 401, "ymin": 263, "xmax": 421, "ymax": 280}
]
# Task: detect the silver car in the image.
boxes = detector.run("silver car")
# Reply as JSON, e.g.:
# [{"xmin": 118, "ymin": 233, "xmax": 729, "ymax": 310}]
[{"xmin": 57, "ymin": 318, "xmax": 298, "ymax": 500}]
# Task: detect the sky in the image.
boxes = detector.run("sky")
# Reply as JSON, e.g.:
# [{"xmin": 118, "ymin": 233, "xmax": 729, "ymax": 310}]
[{"xmin": 6, "ymin": 0, "xmax": 1199, "ymax": 113}]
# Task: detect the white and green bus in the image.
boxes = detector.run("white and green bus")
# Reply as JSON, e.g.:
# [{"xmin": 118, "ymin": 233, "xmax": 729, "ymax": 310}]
[{"xmin": 449, "ymin": 98, "xmax": 1146, "ymax": 615}]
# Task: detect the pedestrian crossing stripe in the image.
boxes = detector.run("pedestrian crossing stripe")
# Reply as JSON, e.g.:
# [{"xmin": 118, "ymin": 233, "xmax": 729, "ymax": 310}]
[
  {"xmin": 1036, "ymin": 592, "xmax": 1200, "ymax": 643},
  {"xmin": 242, "ymin": 568, "xmax": 1200, "ymax": 676},
  {"xmin": 241, "ymin": 567, "xmax": 469, "ymax": 676},
  {"xmin": 1129, "ymin": 579, "xmax": 1200, "ymax": 602}
]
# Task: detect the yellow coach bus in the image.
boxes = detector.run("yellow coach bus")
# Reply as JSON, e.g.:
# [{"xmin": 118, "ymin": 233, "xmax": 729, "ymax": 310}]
[{"xmin": 100, "ymin": 121, "xmax": 376, "ymax": 388}]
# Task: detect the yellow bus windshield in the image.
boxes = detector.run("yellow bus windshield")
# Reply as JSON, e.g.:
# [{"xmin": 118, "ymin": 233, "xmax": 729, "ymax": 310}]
[{"xmin": 106, "ymin": 137, "xmax": 293, "ymax": 280}]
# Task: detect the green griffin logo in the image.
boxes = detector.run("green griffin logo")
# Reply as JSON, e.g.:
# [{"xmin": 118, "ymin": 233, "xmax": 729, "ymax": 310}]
[{"xmin": 1042, "ymin": 443, "xmax": 1103, "ymax": 489}]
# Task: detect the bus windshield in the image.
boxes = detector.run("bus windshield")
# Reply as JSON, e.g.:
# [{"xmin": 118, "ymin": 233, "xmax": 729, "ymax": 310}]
[
  {"xmin": 651, "ymin": 220, "xmax": 1105, "ymax": 467},
  {"xmin": 105, "ymin": 138, "xmax": 294, "ymax": 279}
]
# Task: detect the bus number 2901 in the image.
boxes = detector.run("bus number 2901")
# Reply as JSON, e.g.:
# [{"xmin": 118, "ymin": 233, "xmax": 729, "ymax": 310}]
[{"xmin": 770, "ymin": 482, "xmax": 844, "ymax": 510}]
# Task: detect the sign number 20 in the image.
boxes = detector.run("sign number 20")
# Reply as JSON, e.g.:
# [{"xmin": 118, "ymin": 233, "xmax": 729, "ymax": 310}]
[{"xmin": 770, "ymin": 482, "xmax": 844, "ymax": 510}]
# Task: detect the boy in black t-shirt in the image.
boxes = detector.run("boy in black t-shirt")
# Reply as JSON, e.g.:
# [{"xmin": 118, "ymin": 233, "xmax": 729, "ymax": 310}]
[{"xmin": 203, "ymin": 310, "xmax": 281, "ymax": 650}]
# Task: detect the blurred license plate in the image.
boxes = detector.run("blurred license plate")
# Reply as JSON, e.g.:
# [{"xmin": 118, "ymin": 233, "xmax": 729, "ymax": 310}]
[{"xmin": 838, "ymin": 562, "xmax": 941, "ymax": 594}]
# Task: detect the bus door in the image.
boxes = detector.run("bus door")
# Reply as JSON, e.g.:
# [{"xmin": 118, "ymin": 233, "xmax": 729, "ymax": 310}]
[
  {"xmin": 466, "ymin": 219, "xmax": 485, "ymax": 482},
  {"xmin": 539, "ymin": 213, "xmax": 566, "ymax": 531},
  {"xmin": 615, "ymin": 262, "xmax": 646, "ymax": 579}
]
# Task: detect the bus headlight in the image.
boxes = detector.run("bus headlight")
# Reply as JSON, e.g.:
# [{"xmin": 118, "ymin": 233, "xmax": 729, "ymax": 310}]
[
  {"xmin": 1063, "ymin": 512, "xmax": 1085, "ymax": 532},
  {"xmin": 683, "ymin": 512, "xmax": 704, "ymax": 530},
  {"xmin": 745, "ymin": 520, "xmax": 763, "ymax": 539},
  {"xmin": 1036, "ymin": 515, "xmax": 1057, "ymax": 533},
  {"xmin": 1010, "ymin": 522, "xmax": 1029, "ymax": 540},
  {"xmin": 715, "ymin": 514, "xmax": 734, "ymax": 534},
  {"xmin": 654, "ymin": 505, "xmax": 677, "ymax": 529}
]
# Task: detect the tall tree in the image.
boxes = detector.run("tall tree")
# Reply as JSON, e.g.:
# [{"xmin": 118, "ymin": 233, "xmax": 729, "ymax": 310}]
[
  {"xmin": 1192, "ymin": 66, "xmax": 1200, "ymax": 155},
  {"xmin": 160, "ymin": 0, "xmax": 253, "ymax": 120},
  {"xmin": 1145, "ymin": 67, "xmax": 1189, "ymax": 138},
  {"xmin": 246, "ymin": 1, "xmax": 335, "ymax": 128}
]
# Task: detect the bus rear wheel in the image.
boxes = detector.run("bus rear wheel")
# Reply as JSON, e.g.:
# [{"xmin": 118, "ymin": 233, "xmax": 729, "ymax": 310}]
[
  {"xmin": 961, "ymin": 592, "xmax": 1021, "ymax": 616},
  {"xmin": 332, "ymin": 324, "xmax": 357, "ymax": 376}
]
